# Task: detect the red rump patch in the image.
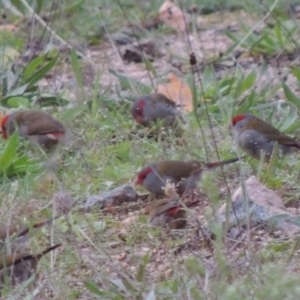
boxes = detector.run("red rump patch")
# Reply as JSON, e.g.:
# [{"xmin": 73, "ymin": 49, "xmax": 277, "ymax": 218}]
[
  {"xmin": 165, "ymin": 206, "xmax": 180, "ymax": 216},
  {"xmin": 1, "ymin": 115, "xmax": 9, "ymax": 139},
  {"xmin": 47, "ymin": 131, "xmax": 64, "ymax": 138},
  {"xmin": 231, "ymin": 114, "xmax": 247, "ymax": 126},
  {"xmin": 135, "ymin": 166, "xmax": 152, "ymax": 185}
]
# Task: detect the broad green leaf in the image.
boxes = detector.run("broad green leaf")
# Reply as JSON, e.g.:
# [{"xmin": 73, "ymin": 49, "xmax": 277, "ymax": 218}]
[
  {"xmin": 84, "ymin": 281, "xmax": 121, "ymax": 298},
  {"xmin": 7, "ymin": 96, "xmax": 29, "ymax": 108},
  {"xmin": 5, "ymin": 83, "xmax": 29, "ymax": 97},
  {"xmin": 0, "ymin": 132, "xmax": 19, "ymax": 171},
  {"xmin": 282, "ymin": 82, "xmax": 300, "ymax": 111},
  {"xmin": 236, "ymin": 92, "xmax": 256, "ymax": 114},
  {"xmin": 254, "ymin": 36, "xmax": 276, "ymax": 54},
  {"xmin": 262, "ymin": 35, "xmax": 276, "ymax": 48},
  {"xmin": 34, "ymin": 94, "xmax": 69, "ymax": 107},
  {"xmin": 237, "ymin": 71, "xmax": 256, "ymax": 96},
  {"xmin": 5, "ymin": 155, "xmax": 38, "ymax": 177},
  {"xmin": 23, "ymin": 54, "xmax": 47, "ymax": 80},
  {"xmin": 279, "ymin": 109, "xmax": 297, "ymax": 132},
  {"xmin": 71, "ymin": 48, "xmax": 84, "ymax": 89},
  {"xmin": 219, "ymin": 78, "xmax": 235, "ymax": 96},
  {"xmin": 9, "ymin": 0, "xmax": 28, "ymax": 16},
  {"xmin": 220, "ymin": 78, "xmax": 235, "ymax": 90},
  {"xmin": 26, "ymin": 55, "xmax": 59, "ymax": 89},
  {"xmin": 60, "ymin": 105, "xmax": 87, "ymax": 121},
  {"xmin": 283, "ymin": 119, "xmax": 300, "ymax": 133},
  {"xmin": 43, "ymin": 44, "xmax": 60, "ymax": 58},
  {"xmin": 291, "ymin": 66, "xmax": 300, "ymax": 83},
  {"xmin": 259, "ymin": 41, "xmax": 276, "ymax": 55},
  {"xmin": 250, "ymin": 33, "xmax": 270, "ymax": 52}
]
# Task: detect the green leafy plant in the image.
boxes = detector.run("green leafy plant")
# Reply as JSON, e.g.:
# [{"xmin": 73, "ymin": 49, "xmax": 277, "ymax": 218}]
[
  {"xmin": 226, "ymin": 19, "xmax": 299, "ymax": 55},
  {"xmin": 0, "ymin": 132, "xmax": 39, "ymax": 177},
  {"xmin": 0, "ymin": 53, "xmax": 69, "ymax": 108}
]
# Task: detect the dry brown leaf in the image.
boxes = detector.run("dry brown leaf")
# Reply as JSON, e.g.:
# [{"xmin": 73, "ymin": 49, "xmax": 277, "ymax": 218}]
[
  {"xmin": 116, "ymin": 252, "xmax": 127, "ymax": 261},
  {"xmin": 159, "ymin": 0, "xmax": 187, "ymax": 33},
  {"xmin": 157, "ymin": 73, "xmax": 193, "ymax": 112}
]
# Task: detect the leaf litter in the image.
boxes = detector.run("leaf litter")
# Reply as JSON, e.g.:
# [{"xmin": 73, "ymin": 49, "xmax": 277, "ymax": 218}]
[{"xmin": 3, "ymin": 3, "xmax": 300, "ymax": 298}]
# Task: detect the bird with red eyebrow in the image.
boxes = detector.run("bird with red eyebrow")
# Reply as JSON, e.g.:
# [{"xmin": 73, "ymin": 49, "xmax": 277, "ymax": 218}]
[
  {"xmin": 230, "ymin": 113, "xmax": 300, "ymax": 161},
  {"xmin": 135, "ymin": 158, "xmax": 239, "ymax": 196},
  {"xmin": 148, "ymin": 198, "xmax": 200, "ymax": 229},
  {"xmin": 131, "ymin": 93, "xmax": 180, "ymax": 128},
  {"xmin": 0, "ymin": 243, "xmax": 61, "ymax": 288},
  {"xmin": 0, "ymin": 110, "xmax": 66, "ymax": 152}
]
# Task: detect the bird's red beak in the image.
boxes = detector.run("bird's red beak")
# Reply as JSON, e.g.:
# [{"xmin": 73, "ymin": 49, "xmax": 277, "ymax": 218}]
[{"xmin": 0, "ymin": 115, "xmax": 9, "ymax": 139}]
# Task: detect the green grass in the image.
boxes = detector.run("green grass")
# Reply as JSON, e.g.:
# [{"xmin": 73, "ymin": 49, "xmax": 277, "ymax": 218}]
[{"xmin": 1, "ymin": 0, "xmax": 300, "ymax": 298}]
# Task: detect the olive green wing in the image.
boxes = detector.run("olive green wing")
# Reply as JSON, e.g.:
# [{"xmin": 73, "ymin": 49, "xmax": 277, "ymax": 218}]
[
  {"xmin": 159, "ymin": 161, "xmax": 202, "ymax": 181},
  {"xmin": 258, "ymin": 120, "xmax": 299, "ymax": 147},
  {"xmin": 22, "ymin": 112, "xmax": 65, "ymax": 136},
  {"xmin": 150, "ymin": 200, "xmax": 179, "ymax": 220},
  {"xmin": 152, "ymin": 93, "xmax": 176, "ymax": 107}
]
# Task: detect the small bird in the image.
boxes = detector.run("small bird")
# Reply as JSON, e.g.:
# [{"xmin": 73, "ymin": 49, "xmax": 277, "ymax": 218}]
[
  {"xmin": 0, "ymin": 216, "xmax": 59, "ymax": 253},
  {"xmin": 230, "ymin": 113, "xmax": 300, "ymax": 161},
  {"xmin": 1, "ymin": 110, "xmax": 66, "ymax": 151},
  {"xmin": 135, "ymin": 158, "xmax": 239, "ymax": 196},
  {"xmin": 149, "ymin": 198, "xmax": 199, "ymax": 229},
  {"xmin": 132, "ymin": 93, "xmax": 179, "ymax": 127},
  {"xmin": 0, "ymin": 243, "xmax": 61, "ymax": 288}
]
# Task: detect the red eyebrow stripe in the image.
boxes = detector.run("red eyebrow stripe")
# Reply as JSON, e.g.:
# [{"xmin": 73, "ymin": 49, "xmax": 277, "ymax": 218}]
[
  {"xmin": 135, "ymin": 166, "xmax": 152, "ymax": 184},
  {"xmin": 1, "ymin": 115, "xmax": 9, "ymax": 139},
  {"xmin": 138, "ymin": 99, "xmax": 145, "ymax": 110},
  {"xmin": 231, "ymin": 114, "xmax": 246, "ymax": 125}
]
